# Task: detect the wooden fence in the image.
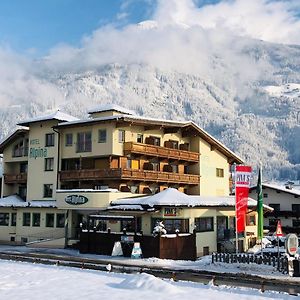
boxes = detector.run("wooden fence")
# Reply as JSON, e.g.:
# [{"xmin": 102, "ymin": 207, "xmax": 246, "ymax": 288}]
[
  {"xmin": 212, "ymin": 252, "xmax": 289, "ymax": 274},
  {"xmin": 79, "ymin": 231, "xmax": 196, "ymax": 260}
]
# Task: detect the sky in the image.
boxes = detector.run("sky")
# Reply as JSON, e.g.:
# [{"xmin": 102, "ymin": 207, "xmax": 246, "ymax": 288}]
[{"xmin": 0, "ymin": 0, "xmax": 300, "ymax": 56}]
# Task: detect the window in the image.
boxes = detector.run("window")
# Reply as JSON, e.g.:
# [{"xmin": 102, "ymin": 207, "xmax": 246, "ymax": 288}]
[
  {"xmin": 23, "ymin": 213, "xmax": 31, "ymax": 226},
  {"xmin": 98, "ymin": 129, "xmax": 107, "ymax": 143},
  {"xmin": 18, "ymin": 186, "xmax": 27, "ymax": 200},
  {"xmin": 56, "ymin": 213, "xmax": 65, "ymax": 228},
  {"xmin": 246, "ymin": 215, "xmax": 256, "ymax": 226},
  {"xmin": 137, "ymin": 134, "xmax": 143, "ymax": 143},
  {"xmin": 0, "ymin": 213, "xmax": 9, "ymax": 226},
  {"xmin": 269, "ymin": 218, "xmax": 278, "ymax": 226},
  {"xmin": 292, "ymin": 219, "xmax": 300, "ymax": 227},
  {"xmin": 195, "ymin": 217, "xmax": 214, "ymax": 232},
  {"xmin": 45, "ymin": 158, "xmax": 54, "ymax": 171},
  {"xmin": 118, "ymin": 130, "xmax": 125, "ymax": 143},
  {"xmin": 152, "ymin": 136, "xmax": 160, "ymax": 146},
  {"xmin": 292, "ymin": 204, "xmax": 300, "ymax": 213},
  {"xmin": 20, "ymin": 162, "xmax": 28, "ymax": 173},
  {"xmin": 152, "ymin": 218, "xmax": 189, "ymax": 233},
  {"xmin": 263, "ymin": 193, "xmax": 268, "ymax": 198},
  {"xmin": 43, "ymin": 184, "xmax": 53, "ymax": 198},
  {"xmin": 32, "ymin": 213, "xmax": 41, "ymax": 227},
  {"xmin": 12, "ymin": 138, "xmax": 28, "ymax": 157},
  {"xmin": 269, "ymin": 204, "xmax": 280, "ymax": 212},
  {"xmin": 168, "ymin": 140, "xmax": 179, "ymax": 149},
  {"xmin": 11, "ymin": 213, "xmax": 17, "ymax": 226},
  {"xmin": 126, "ymin": 159, "xmax": 132, "ymax": 169},
  {"xmin": 77, "ymin": 132, "xmax": 92, "ymax": 152},
  {"xmin": 65, "ymin": 133, "xmax": 73, "ymax": 146},
  {"xmin": 216, "ymin": 168, "xmax": 224, "ymax": 177},
  {"xmin": 45, "ymin": 133, "xmax": 55, "ymax": 147},
  {"xmin": 171, "ymin": 164, "xmax": 178, "ymax": 173},
  {"xmin": 121, "ymin": 218, "xmax": 141, "ymax": 232},
  {"xmin": 46, "ymin": 213, "xmax": 54, "ymax": 227},
  {"xmin": 95, "ymin": 220, "xmax": 107, "ymax": 231}
]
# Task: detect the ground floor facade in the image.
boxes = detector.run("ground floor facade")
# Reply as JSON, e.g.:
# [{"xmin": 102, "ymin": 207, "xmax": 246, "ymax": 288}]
[{"xmin": 0, "ymin": 189, "xmax": 260, "ymax": 257}]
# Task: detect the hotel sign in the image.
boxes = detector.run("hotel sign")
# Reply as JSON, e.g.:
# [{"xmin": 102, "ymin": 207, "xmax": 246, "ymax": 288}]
[{"xmin": 65, "ymin": 195, "xmax": 88, "ymax": 205}]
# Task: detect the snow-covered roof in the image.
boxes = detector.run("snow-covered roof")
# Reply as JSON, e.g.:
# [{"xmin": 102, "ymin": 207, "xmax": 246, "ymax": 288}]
[
  {"xmin": 17, "ymin": 110, "xmax": 79, "ymax": 127},
  {"xmin": 250, "ymin": 182, "xmax": 300, "ymax": 197},
  {"xmin": 87, "ymin": 104, "xmax": 135, "ymax": 115},
  {"xmin": 110, "ymin": 188, "xmax": 273, "ymax": 211},
  {"xmin": 108, "ymin": 204, "xmax": 149, "ymax": 211},
  {"xmin": 0, "ymin": 195, "xmax": 57, "ymax": 208}
]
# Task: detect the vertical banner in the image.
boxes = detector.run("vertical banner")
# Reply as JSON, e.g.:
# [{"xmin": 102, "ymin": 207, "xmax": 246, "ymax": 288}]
[{"xmin": 235, "ymin": 165, "xmax": 252, "ymax": 233}]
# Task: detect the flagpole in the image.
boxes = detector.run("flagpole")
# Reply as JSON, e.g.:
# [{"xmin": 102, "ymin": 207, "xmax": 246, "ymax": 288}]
[
  {"xmin": 234, "ymin": 163, "xmax": 238, "ymax": 254},
  {"xmin": 260, "ymin": 164, "xmax": 263, "ymax": 255}
]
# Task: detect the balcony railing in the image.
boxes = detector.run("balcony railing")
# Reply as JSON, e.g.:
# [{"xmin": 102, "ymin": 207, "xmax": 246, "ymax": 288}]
[
  {"xmin": 60, "ymin": 168, "xmax": 200, "ymax": 185},
  {"xmin": 4, "ymin": 173, "xmax": 27, "ymax": 184},
  {"xmin": 124, "ymin": 142, "xmax": 199, "ymax": 162}
]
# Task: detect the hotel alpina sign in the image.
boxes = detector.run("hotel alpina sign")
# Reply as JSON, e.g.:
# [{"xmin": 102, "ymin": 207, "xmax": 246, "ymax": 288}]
[{"xmin": 65, "ymin": 195, "xmax": 88, "ymax": 205}]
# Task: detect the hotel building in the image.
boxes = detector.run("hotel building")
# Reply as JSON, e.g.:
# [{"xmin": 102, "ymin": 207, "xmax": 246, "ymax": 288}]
[{"xmin": 0, "ymin": 104, "xmax": 246, "ymax": 252}]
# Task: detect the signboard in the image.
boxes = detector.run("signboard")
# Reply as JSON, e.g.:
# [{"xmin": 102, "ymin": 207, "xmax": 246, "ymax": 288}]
[
  {"xmin": 121, "ymin": 235, "xmax": 134, "ymax": 243},
  {"xmin": 235, "ymin": 165, "xmax": 252, "ymax": 233},
  {"xmin": 29, "ymin": 147, "xmax": 48, "ymax": 159},
  {"xmin": 285, "ymin": 233, "xmax": 299, "ymax": 256},
  {"xmin": 65, "ymin": 195, "xmax": 88, "ymax": 205},
  {"xmin": 131, "ymin": 242, "xmax": 142, "ymax": 259},
  {"xmin": 276, "ymin": 220, "xmax": 283, "ymax": 237},
  {"xmin": 164, "ymin": 207, "xmax": 177, "ymax": 216}
]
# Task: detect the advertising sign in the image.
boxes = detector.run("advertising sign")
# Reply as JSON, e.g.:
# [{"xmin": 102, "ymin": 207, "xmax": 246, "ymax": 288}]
[
  {"xmin": 235, "ymin": 165, "xmax": 252, "ymax": 233},
  {"xmin": 285, "ymin": 233, "xmax": 299, "ymax": 256},
  {"xmin": 65, "ymin": 195, "xmax": 88, "ymax": 205}
]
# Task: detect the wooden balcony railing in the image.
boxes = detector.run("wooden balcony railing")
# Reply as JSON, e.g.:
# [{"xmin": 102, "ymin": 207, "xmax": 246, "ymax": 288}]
[
  {"xmin": 60, "ymin": 168, "xmax": 200, "ymax": 185},
  {"xmin": 124, "ymin": 142, "xmax": 199, "ymax": 162},
  {"xmin": 4, "ymin": 173, "xmax": 27, "ymax": 184}
]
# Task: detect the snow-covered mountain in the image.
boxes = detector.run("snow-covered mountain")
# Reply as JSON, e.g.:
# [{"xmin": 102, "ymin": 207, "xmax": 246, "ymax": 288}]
[{"xmin": 1, "ymin": 35, "xmax": 300, "ymax": 180}]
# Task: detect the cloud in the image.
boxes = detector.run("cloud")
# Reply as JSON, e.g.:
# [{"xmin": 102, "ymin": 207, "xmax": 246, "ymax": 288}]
[{"xmin": 153, "ymin": 0, "xmax": 300, "ymax": 45}]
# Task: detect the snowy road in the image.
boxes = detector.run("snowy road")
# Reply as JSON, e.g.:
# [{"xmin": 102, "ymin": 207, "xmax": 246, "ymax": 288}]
[{"xmin": 0, "ymin": 260, "xmax": 296, "ymax": 300}]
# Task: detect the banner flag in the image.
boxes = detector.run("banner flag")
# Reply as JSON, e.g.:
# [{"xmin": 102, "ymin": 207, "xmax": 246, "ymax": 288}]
[
  {"xmin": 235, "ymin": 165, "xmax": 252, "ymax": 233},
  {"xmin": 256, "ymin": 166, "xmax": 264, "ymax": 239}
]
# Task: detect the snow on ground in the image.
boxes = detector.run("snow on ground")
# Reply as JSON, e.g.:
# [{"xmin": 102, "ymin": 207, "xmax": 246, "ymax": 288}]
[
  {"xmin": 0, "ymin": 245, "xmax": 299, "ymax": 282},
  {"xmin": 0, "ymin": 260, "xmax": 296, "ymax": 300}
]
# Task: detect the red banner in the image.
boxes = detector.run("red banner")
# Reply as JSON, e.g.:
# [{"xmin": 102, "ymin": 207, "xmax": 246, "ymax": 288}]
[{"xmin": 235, "ymin": 165, "xmax": 252, "ymax": 233}]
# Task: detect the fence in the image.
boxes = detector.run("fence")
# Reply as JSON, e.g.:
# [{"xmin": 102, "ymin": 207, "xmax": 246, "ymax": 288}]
[
  {"xmin": 212, "ymin": 252, "xmax": 289, "ymax": 274},
  {"xmin": 79, "ymin": 231, "xmax": 196, "ymax": 260}
]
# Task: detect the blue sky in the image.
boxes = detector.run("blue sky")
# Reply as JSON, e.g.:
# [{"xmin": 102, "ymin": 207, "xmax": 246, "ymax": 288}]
[
  {"xmin": 0, "ymin": 0, "xmax": 299, "ymax": 56},
  {"xmin": 0, "ymin": 0, "xmax": 153, "ymax": 54},
  {"xmin": 0, "ymin": 0, "xmax": 226, "ymax": 55}
]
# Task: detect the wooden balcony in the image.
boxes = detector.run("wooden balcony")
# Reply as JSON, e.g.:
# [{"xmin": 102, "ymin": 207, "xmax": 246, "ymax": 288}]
[
  {"xmin": 124, "ymin": 142, "xmax": 199, "ymax": 162},
  {"xmin": 60, "ymin": 168, "xmax": 200, "ymax": 185},
  {"xmin": 4, "ymin": 173, "xmax": 27, "ymax": 184}
]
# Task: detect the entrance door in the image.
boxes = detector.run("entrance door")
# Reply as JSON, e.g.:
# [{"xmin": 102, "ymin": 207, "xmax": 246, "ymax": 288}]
[{"xmin": 217, "ymin": 216, "xmax": 227, "ymax": 240}]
